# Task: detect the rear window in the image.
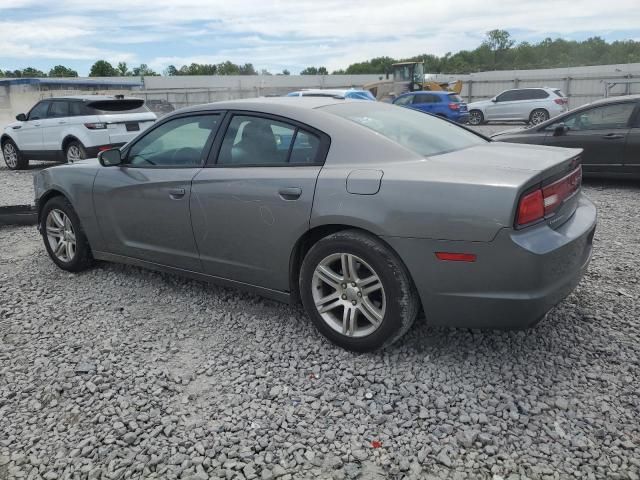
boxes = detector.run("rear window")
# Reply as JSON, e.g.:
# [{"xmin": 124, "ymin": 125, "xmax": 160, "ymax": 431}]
[
  {"xmin": 553, "ymin": 89, "xmax": 566, "ymax": 98},
  {"xmin": 448, "ymin": 94, "xmax": 463, "ymax": 103},
  {"xmin": 83, "ymin": 99, "xmax": 150, "ymax": 115},
  {"xmin": 323, "ymin": 102, "xmax": 486, "ymax": 157}
]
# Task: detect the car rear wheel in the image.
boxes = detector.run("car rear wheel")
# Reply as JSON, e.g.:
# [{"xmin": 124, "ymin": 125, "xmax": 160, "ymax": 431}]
[
  {"xmin": 299, "ymin": 230, "xmax": 419, "ymax": 352},
  {"xmin": 65, "ymin": 141, "xmax": 86, "ymax": 163},
  {"xmin": 468, "ymin": 110, "xmax": 484, "ymax": 125},
  {"xmin": 41, "ymin": 196, "xmax": 93, "ymax": 272},
  {"xmin": 529, "ymin": 109, "xmax": 549, "ymax": 125},
  {"xmin": 2, "ymin": 139, "xmax": 28, "ymax": 170}
]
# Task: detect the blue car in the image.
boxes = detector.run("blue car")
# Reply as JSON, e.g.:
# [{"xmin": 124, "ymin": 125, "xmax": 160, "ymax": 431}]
[
  {"xmin": 287, "ymin": 89, "xmax": 376, "ymax": 101},
  {"xmin": 393, "ymin": 91, "xmax": 469, "ymax": 123}
]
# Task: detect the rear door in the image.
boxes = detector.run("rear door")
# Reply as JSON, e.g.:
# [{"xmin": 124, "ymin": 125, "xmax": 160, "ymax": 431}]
[
  {"xmin": 544, "ymin": 101, "xmax": 636, "ymax": 174},
  {"xmin": 411, "ymin": 93, "xmax": 438, "ymax": 114},
  {"xmin": 17, "ymin": 100, "xmax": 50, "ymax": 152},
  {"xmin": 623, "ymin": 103, "xmax": 640, "ymax": 176},
  {"xmin": 190, "ymin": 112, "xmax": 329, "ymax": 291},
  {"xmin": 41, "ymin": 100, "xmax": 70, "ymax": 151},
  {"xmin": 93, "ymin": 113, "xmax": 222, "ymax": 271}
]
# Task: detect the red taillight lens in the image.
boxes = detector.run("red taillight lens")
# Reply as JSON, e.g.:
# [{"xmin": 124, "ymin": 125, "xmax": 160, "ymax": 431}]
[
  {"xmin": 554, "ymin": 98, "xmax": 568, "ymax": 105},
  {"xmin": 542, "ymin": 166, "xmax": 582, "ymax": 215},
  {"xmin": 516, "ymin": 166, "xmax": 582, "ymax": 228},
  {"xmin": 516, "ymin": 189, "xmax": 544, "ymax": 226},
  {"xmin": 449, "ymin": 102, "xmax": 460, "ymax": 110},
  {"xmin": 84, "ymin": 122, "xmax": 107, "ymax": 130}
]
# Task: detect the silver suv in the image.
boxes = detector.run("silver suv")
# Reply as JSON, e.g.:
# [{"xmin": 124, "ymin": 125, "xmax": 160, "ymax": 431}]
[{"xmin": 467, "ymin": 87, "xmax": 568, "ymax": 126}]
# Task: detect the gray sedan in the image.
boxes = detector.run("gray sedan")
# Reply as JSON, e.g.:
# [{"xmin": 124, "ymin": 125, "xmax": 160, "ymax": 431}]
[{"xmin": 34, "ymin": 98, "xmax": 596, "ymax": 351}]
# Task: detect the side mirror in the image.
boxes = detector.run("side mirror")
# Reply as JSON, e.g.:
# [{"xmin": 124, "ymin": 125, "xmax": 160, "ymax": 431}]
[
  {"xmin": 98, "ymin": 148, "xmax": 123, "ymax": 166},
  {"xmin": 16, "ymin": 113, "xmax": 27, "ymax": 121},
  {"xmin": 553, "ymin": 123, "xmax": 569, "ymax": 136}
]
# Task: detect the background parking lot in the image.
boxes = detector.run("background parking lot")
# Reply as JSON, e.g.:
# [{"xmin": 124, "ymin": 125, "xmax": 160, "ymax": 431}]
[{"xmin": 1, "ymin": 125, "xmax": 639, "ymax": 479}]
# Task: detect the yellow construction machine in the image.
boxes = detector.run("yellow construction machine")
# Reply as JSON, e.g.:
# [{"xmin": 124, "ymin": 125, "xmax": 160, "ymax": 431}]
[{"xmin": 364, "ymin": 61, "xmax": 462, "ymax": 101}]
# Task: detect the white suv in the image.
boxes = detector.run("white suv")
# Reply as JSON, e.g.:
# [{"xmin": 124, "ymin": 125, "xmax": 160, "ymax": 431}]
[
  {"xmin": 1, "ymin": 96, "xmax": 156, "ymax": 170},
  {"xmin": 467, "ymin": 87, "xmax": 568, "ymax": 126}
]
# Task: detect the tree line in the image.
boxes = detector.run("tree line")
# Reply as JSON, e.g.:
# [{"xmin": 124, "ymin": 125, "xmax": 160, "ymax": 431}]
[{"xmin": 2, "ymin": 31, "xmax": 639, "ymax": 78}]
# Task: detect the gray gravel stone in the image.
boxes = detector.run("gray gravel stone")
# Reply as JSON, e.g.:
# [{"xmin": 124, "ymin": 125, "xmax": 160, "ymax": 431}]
[{"xmin": 1, "ymin": 133, "xmax": 639, "ymax": 479}]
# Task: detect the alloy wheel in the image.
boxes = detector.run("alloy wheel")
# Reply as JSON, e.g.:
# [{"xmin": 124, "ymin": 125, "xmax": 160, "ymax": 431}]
[
  {"xmin": 531, "ymin": 110, "xmax": 548, "ymax": 125},
  {"xmin": 3, "ymin": 143, "xmax": 18, "ymax": 169},
  {"xmin": 46, "ymin": 209, "xmax": 76, "ymax": 262},
  {"xmin": 311, "ymin": 253, "xmax": 386, "ymax": 338},
  {"xmin": 66, "ymin": 145, "xmax": 83, "ymax": 163},
  {"xmin": 469, "ymin": 111, "xmax": 482, "ymax": 125}
]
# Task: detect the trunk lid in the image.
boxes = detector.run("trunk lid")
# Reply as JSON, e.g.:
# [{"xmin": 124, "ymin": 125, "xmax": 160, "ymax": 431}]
[{"xmin": 428, "ymin": 142, "xmax": 583, "ymax": 230}]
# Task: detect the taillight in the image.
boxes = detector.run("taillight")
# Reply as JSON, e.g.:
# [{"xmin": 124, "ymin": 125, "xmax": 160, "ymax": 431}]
[
  {"xmin": 449, "ymin": 102, "xmax": 460, "ymax": 110},
  {"xmin": 515, "ymin": 166, "xmax": 582, "ymax": 228},
  {"xmin": 84, "ymin": 122, "xmax": 107, "ymax": 130},
  {"xmin": 516, "ymin": 189, "xmax": 544, "ymax": 226},
  {"xmin": 554, "ymin": 98, "xmax": 568, "ymax": 105}
]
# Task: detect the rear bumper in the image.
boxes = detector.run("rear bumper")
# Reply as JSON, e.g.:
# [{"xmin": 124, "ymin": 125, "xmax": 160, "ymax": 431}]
[{"xmin": 385, "ymin": 195, "xmax": 596, "ymax": 329}]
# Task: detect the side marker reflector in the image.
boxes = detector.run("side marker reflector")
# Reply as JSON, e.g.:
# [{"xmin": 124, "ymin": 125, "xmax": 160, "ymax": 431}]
[{"xmin": 435, "ymin": 252, "xmax": 477, "ymax": 262}]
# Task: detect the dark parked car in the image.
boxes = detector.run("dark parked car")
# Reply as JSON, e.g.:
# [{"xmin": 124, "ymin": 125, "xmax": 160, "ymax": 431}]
[
  {"xmin": 492, "ymin": 95, "xmax": 640, "ymax": 178},
  {"xmin": 34, "ymin": 98, "xmax": 595, "ymax": 351},
  {"xmin": 393, "ymin": 91, "xmax": 469, "ymax": 123}
]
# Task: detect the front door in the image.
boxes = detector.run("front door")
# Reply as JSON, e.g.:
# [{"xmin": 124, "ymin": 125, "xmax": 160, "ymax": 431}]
[
  {"xmin": 191, "ymin": 113, "xmax": 328, "ymax": 291},
  {"xmin": 93, "ymin": 113, "xmax": 222, "ymax": 271},
  {"xmin": 18, "ymin": 100, "xmax": 50, "ymax": 153},
  {"xmin": 545, "ymin": 101, "xmax": 636, "ymax": 174},
  {"xmin": 485, "ymin": 90, "xmax": 518, "ymax": 120}
]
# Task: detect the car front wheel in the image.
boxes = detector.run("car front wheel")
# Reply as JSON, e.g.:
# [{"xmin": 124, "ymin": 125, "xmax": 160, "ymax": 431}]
[
  {"xmin": 2, "ymin": 139, "xmax": 28, "ymax": 170},
  {"xmin": 41, "ymin": 196, "xmax": 93, "ymax": 272},
  {"xmin": 299, "ymin": 230, "xmax": 419, "ymax": 352},
  {"xmin": 468, "ymin": 110, "xmax": 484, "ymax": 125}
]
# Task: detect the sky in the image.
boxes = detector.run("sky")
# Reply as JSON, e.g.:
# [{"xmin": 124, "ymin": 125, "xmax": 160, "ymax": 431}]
[{"xmin": 1, "ymin": 0, "xmax": 639, "ymax": 76}]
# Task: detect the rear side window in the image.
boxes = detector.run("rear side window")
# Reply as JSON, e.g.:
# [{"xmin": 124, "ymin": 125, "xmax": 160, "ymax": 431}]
[
  {"xmin": 413, "ymin": 94, "xmax": 439, "ymax": 104},
  {"xmin": 394, "ymin": 95, "xmax": 413, "ymax": 106},
  {"xmin": 48, "ymin": 101, "xmax": 69, "ymax": 118},
  {"xmin": 127, "ymin": 114, "xmax": 220, "ymax": 167},
  {"xmin": 526, "ymin": 89, "xmax": 550, "ymax": 100},
  {"xmin": 28, "ymin": 101, "xmax": 50, "ymax": 120},
  {"xmin": 324, "ymin": 102, "xmax": 486, "ymax": 157},
  {"xmin": 69, "ymin": 102, "xmax": 85, "ymax": 116},
  {"xmin": 218, "ymin": 115, "xmax": 321, "ymax": 166}
]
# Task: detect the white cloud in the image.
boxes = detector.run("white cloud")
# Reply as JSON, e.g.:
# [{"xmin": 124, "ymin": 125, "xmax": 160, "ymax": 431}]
[{"xmin": 0, "ymin": 0, "xmax": 639, "ymax": 73}]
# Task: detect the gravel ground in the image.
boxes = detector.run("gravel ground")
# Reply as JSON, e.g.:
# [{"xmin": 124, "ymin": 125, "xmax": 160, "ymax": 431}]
[
  {"xmin": 0, "ymin": 160, "xmax": 49, "ymax": 207},
  {"xmin": 1, "ymin": 128, "xmax": 639, "ymax": 480}
]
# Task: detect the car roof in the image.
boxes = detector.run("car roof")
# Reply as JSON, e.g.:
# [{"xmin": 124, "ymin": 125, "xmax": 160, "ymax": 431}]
[
  {"xmin": 399, "ymin": 90, "xmax": 454, "ymax": 96},
  {"xmin": 40, "ymin": 95, "xmax": 139, "ymax": 101},
  {"xmin": 580, "ymin": 93, "xmax": 640, "ymax": 107},
  {"xmin": 176, "ymin": 96, "xmax": 347, "ymax": 115}
]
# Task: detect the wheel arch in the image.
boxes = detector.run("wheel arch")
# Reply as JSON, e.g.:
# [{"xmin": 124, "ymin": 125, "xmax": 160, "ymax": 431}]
[
  {"xmin": 288, "ymin": 224, "xmax": 419, "ymax": 306},
  {"xmin": 37, "ymin": 189, "xmax": 69, "ymax": 226},
  {"xmin": 1, "ymin": 133, "xmax": 16, "ymax": 147},
  {"xmin": 61, "ymin": 135, "xmax": 83, "ymax": 152}
]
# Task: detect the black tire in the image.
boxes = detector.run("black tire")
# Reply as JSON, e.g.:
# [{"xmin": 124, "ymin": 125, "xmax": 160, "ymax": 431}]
[
  {"xmin": 40, "ymin": 196, "xmax": 93, "ymax": 272},
  {"xmin": 2, "ymin": 138, "xmax": 28, "ymax": 170},
  {"xmin": 529, "ymin": 109, "xmax": 549, "ymax": 125},
  {"xmin": 299, "ymin": 230, "xmax": 420, "ymax": 352},
  {"xmin": 468, "ymin": 110, "xmax": 484, "ymax": 125},
  {"xmin": 65, "ymin": 140, "xmax": 87, "ymax": 163}
]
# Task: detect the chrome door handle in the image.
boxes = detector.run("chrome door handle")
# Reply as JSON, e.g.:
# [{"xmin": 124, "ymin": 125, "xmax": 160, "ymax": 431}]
[
  {"xmin": 169, "ymin": 188, "xmax": 186, "ymax": 199},
  {"xmin": 278, "ymin": 187, "xmax": 302, "ymax": 200}
]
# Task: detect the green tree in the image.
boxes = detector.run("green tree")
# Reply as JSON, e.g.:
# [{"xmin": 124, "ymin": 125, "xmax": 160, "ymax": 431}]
[
  {"xmin": 131, "ymin": 64, "xmax": 158, "ymax": 76},
  {"xmin": 21, "ymin": 67, "xmax": 46, "ymax": 77},
  {"xmin": 89, "ymin": 60, "xmax": 117, "ymax": 77},
  {"xmin": 48, "ymin": 65, "xmax": 78, "ymax": 77},
  {"xmin": 164, "ymin": 65, "xmax": 179, "ymax": 76},
  {"xmin": 281, "ymin": 69, "xmax": 290, "ymax": 75},
  {"xmin": 482, "ymin": 29, "xmax": 515, "ymax": 68},
  {"xmin": 117, "ymin": 62, "xmax": 129, "ymax": 76},
  {"xmin": 300, "ymin": 66, "xmax": 318, "ymax": 75}
]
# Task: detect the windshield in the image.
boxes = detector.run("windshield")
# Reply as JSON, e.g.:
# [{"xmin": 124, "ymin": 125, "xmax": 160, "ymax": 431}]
[{"xmin": 323, "ymin": 102, "xmax": 486, "ymax": 156}]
